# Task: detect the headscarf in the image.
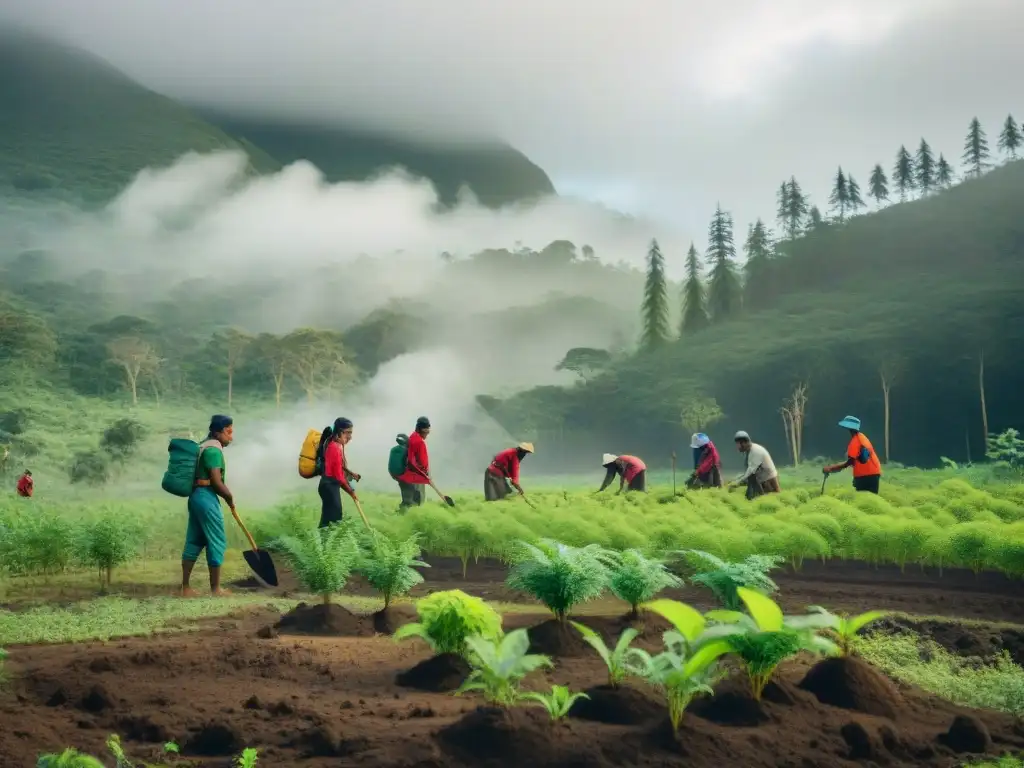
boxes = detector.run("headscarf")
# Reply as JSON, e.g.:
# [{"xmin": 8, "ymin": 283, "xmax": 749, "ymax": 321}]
[
  {"xmin": 415, "ymin": 416, "xmax": 431, "ymax": 430},
  {"xmin": 208, "ymin": 414, "xmax": 233, "ymax": 436}
]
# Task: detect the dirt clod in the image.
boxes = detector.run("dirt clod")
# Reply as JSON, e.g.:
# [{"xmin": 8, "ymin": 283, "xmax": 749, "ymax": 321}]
[
  {"xmin": 799, "ymin": 656, "xmax": 901, "ymax": 718},
  {"xmin": 395, "ymin": 653, "xmax": 470, "ymax": 692},
  {"xmin": 183, "ymin": 722, "xmax": 242, "ymax": 756},
  {"xmin": 437, "ymin": 706, "xmax": 556, "ymax": 762},
  {"xmin": 840, "ymin": 721, "xmax": 875, "ymax": 759},
  {"xmin": 275, "ymin": 602, "xmax": 371, "ymax": 636},
  {"xmin": 941, "ymin": 714, "xmax": 992, "ymax": 753},
  {"xmin": 372, "ymin": 604, "xmax": 418, "ymax": 635},
  {"xmin": 568, "ymin": 684, "xmax": 664, "ymax": 725},
  {"xmin": 527, "ymin": 619, "xmax": 591, "ymax": 657},
  {"xmin": 255, "ymin": 625, "xmax": 277, "ymax": 639},
  {"xmin": 79, "ymin": 685, "xmax": 114, "ymax": 713},
  {"xmin": 689, "ymin": 678, "xmax": 768, "ymax": 726}
]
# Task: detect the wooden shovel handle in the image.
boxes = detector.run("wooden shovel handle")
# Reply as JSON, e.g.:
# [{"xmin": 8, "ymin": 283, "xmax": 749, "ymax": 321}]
[
  {"xmin": 230, "ymin": 508, "xmax": 259, "ymax": 552},
  {"xmin": 352, "ymin": 497, "xmax": 371, "ymax": 529}
]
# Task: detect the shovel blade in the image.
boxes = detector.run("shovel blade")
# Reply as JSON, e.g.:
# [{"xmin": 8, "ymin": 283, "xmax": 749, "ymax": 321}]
[
  {"xmin": 444, "ymin": 496, "xmax": 455, "ymax": 507},
  {"xmin": 243, "ymin": 549, "xmax": 279, "ymax": 587}
]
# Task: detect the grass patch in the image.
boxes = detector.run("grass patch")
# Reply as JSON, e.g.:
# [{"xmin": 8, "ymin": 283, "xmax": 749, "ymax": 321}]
[
  {"xmin": 858, "ymin": 631, "xmax": 1024, "ymax": 717},
  {"xmin": 963, "ymin": 758, "xmax": 1024, "ymax": 768}
]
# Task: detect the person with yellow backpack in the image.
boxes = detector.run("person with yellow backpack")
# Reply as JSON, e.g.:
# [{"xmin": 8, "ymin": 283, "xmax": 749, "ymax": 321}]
[{"xmin": 316, "ymin": 418, "xmax": 361, "ymax": 528}]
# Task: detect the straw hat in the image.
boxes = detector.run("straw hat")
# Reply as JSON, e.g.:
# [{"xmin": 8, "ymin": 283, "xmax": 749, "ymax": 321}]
[
  {"xmin": 518, "ymin": 442, "xmax": 535, "ymax": 453},
  {"xmin": 602, "ymin": 453, "xmax": 618, "ymax": 465}
]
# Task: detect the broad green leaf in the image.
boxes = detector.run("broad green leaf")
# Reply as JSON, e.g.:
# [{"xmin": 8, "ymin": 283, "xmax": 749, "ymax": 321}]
[
  {"xmin": 642, "ymin": 599, "xmax": 706, "ymax": 640},
  {"xmin": 704, "ymin": 609, "xmax": 745, "ymax": 624},
  {"xmin": 846, "ymin": 610, "xmax": 888, "ymax": 634},
  {"xmin": 737, "ymin": 587, "xmax": 784, "ymax": 632},
  {"xmin": 682, "ymin": 638, "xmax": 734, "ymax": 677},
  {"xmin": 613, "ymin": 627, "xmax": 640, "ymax": 656}
]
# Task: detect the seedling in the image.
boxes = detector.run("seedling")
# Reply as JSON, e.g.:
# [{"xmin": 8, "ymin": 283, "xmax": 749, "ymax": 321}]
[
  {"xmin": 571, "ymin": 623, "xmax": 643, "ymax": 687},
  {"xmin": 456, "ymin": 629, "xmax": 553, "ymax": 706},
  {"xmin": 797, "ymin": 607, "xmax": 889, "ymax": 656},
  {"xmin": 520, "ymin": 684, "xmax": 590, "ymax": 721}
]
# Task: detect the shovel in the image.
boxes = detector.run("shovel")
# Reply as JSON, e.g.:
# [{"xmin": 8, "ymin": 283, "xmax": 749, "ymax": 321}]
[
  {"xmin": 231, "ymin": 510, "xmax": 279, "ymax": 587},
  {"xmin": 352, "ymin": 497, "xmax": 371, "ymax": 529},
  {"xmin": 409, "ymin": 466, "xmax": 455, "ymax": 506},
  {"xmin": 820, "ymin": 473, "xmax": 829, "ymax": 497}
]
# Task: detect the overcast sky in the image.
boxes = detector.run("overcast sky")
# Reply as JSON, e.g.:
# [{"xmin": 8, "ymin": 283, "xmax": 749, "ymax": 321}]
[{"xmin": 1, "ymin": 0, "xmax": 1021, "ymax": 253}]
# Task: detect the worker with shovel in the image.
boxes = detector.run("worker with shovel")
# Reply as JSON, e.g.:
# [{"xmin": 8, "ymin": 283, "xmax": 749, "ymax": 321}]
[
  {"xmin": 485, "ymin": 442, "xmax": 534, "ymax": 500},
  {"xmin": 823, "ymin": 415, "xmax": 882, "ymax": 494},
  {"xmin": 687, "ymin": 433, "xmax": 722, "ymax": 489},
  {"xmin": 598, "ymin": 453, "xmax": 647, "ymax": 494},
  {"xmin": 395, "ymin": 417, "xmax": 432, "ymax": 507},
  {"xmin": 181, "ymin": 415, "xmax": 236, "ymax": 597},
  {"xmin": 728, "ymin": 431, "xmax": 780, "ymax": 499},
  {"xmin": 318, "ymin": 417, "xmax": 361, "ymax": 528}
]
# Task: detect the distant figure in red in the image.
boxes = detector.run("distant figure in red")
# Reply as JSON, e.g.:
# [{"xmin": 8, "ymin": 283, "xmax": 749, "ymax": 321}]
[
  {"xmin": 16, "ymin": 469, "xmax": 33, "ymax": 498},
  {"xmin": 395, "ymin": 417, "xmax": 432, "ymax": 507}
]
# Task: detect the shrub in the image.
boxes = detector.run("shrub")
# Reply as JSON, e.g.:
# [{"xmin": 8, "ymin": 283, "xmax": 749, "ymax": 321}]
[
  {"xmin": 506, "ymin": 539, "xmax": 618, "ymax": 622},
  {"xmin": 69, "ymin": 450, "xmax": 109, "ymax": 486},
  {"xmin": 683, "ymin": 550, "xmax": 783, "ymax": 610},
  {"xmin": 78, "ymin": 514, "xmax": 143, "ymax": 590},
  {"xmin": 356, "ymin": 531, "xmax": 428, "ymax": 607},
  {"xmin": 277, "ymin": 523, "xmax": 360, "ymax": 604},
  {"xmin": 394, "ymin": 589, "xmax": 502, "ymax": 656},
  {"xmin": 608, "ymin": 549, "xmax": 683, "ymax": 615},
  {"xmin": 100, "ymin": 418, "xmax": 145, "ymax": 459}
]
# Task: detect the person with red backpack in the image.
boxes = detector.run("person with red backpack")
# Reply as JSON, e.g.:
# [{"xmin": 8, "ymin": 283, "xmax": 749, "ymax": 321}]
[
  {"xmin": 16, "ymin": 469, "xmax": 33, "ymax": 498},
  {"xmin": 317, "ymin": 417, "xmax": 361, "ymax": 528}
]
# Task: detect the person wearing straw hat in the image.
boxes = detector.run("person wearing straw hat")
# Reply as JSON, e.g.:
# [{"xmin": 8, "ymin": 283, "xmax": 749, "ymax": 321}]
[
  {"xmin": 598, "ymin": 453, "xmax": 647, "ymax": 494},
  {"xmin": 687, "ymin": 433, "xmax": 722, "ymax": 489},
  {"xmin": 485, "ymin": 442, "xmax": 534, "ymax": 500},
  {"xmin": 823, "ymin": 415, "xmax": 882, "ymax": 494}
]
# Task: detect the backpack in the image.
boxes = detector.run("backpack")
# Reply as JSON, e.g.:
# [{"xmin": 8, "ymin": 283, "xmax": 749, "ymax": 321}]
[
  {"xmin": 162, "ymin": 438, "xmax": 217, "ymax": 497},
  {"xmin": 388, "ymin": 443, "xmax": 408, "ymax": 478},
  {"xmin": 298, "ymin": 428, "xmax": 326, "ymax": 479}
]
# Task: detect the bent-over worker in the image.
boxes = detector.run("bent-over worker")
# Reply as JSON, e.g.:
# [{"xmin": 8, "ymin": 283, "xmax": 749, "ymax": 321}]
[
  {"xmin": 485, "ymin": 442, "xmax": 534, "ymax": 500},
  {"xmin": 729, "ymin": 431, "xmax": 780, "ymax": 499},
  {"xmin": 598, "ymin": 453, "xmax": 647, "ymax": 494},
  {"xmin": 823, "ymin": 415, "xmax": 882, "ymax": 494},
  {"xmin": 16, "ymin": 469, "xmax": 33, "ymax": 498},
  {"xmin": 687, "ymin": 434, "xmax": 722, "ymax": 489},
  {"xmin": 395, "ymin": 416, "xmax": 431, "ymax": 507}
]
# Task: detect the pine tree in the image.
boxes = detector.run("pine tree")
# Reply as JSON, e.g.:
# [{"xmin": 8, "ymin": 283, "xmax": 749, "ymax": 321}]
[
  {"xmin": 893, "ymin": 145, "xmax": 916, "ymax": 202},
  {"xmin": 915, "ymin": 138, "xmax": 936, "ymax": 196},
  {"xmin": 679, "ymin": 243, "xmax": 709, "ymax": 335},
  {"xmin": 640, "ymin": 239, "xmax": 670, "ymax": 348},
  {"xmin": 936, "ymin": 154, "xmax": 954, "ymax": 189},
  {"xmin": 998, "ymin": 114, "xmax": 1021, "ymax": 160},
  {"xmin": 962, "ymin": 117, "xmax": 991, "ymax": 178},
  {"xmin": 868, "ymin": 164, "xmax": 889, "ymax": 206},
  {"xmin": 775, "ymin": 181, "xmax": 790, "ymax": 239},
  {"xmin": 846, "ymin": 173, "xmax": 865, "ymax": 215},
  {"xmin": 742, "ymin": 219, "xmax": 774, "ymax": 310},
  {"xmin": 783, "ymin": 176, "xmax": 809, "ymax": 240},
  {"xmin": 828, "ymin": 167, "xmax": 850, "ymax": 223},
  {"xmin": 705, "ymin": 205, "xmax": 742, "ymax": 322},
  {"xmin": 805, "ymin": 206, "xmax": 828, "ymax": 235}
]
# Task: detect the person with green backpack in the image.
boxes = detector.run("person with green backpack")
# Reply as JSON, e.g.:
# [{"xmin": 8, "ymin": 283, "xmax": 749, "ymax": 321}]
[
  {"xmin": 388, "ymin": 433, "xmax": 409, "ymax": 492},
  {"xmin": 179, "ymin": 415, "xmax": 236, "ymax": 597}
]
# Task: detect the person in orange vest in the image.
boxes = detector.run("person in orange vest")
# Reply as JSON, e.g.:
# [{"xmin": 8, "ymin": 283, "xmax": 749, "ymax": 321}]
[
  {"xmin": 823, "ymin": 416, "xmax": 882, "ymax": 494},
  {"xmin": 484, "ymin": 442, "xmax": 534, "ymax": 500},
  {"xmin": 598, "ymin": 453, "xmax": 647, "ymax": 494},
  {"xmin": 16, "ymin": 469, "xmax": 33, "ymax": 498}
]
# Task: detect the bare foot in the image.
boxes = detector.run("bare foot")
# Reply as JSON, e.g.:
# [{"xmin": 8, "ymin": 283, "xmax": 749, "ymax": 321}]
[
  {"xmin": 180, "ymin": 586, "xmax": 199, "ymax": 598},
  {"xmin": 211, "ymin": 588, "xmax": 233, "ymax": 597}
]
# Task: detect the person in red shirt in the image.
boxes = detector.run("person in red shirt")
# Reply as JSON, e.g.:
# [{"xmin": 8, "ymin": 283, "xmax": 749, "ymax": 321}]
[
  {"xmin": 395, "ymin": 416, "xmax": 431, "ymax": 508},
  {"xmin": 687, "ymin": 434, "xmax": 723, "ymax": 489},
  {"xmin": 598, "ymin": 454, "xmax": 647, "ymax": 494},
  {"xmin": 823, "ymin": 415, "xmax": 882, "ymax": 494},
  {"xmin": 16, "ymin": 469, "xmax": 33, "ymax": 498},
  {"xmin": 318, "ymin": 418, "xmax": 361, "ymax": 528},
  {"xmin": 485, "ymin": 442, "xmax": 534, "ymax": 501}
]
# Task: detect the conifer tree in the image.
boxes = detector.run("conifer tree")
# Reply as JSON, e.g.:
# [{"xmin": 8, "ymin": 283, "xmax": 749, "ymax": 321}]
[
  {"xmin": 640, "ymin": 239, "xmax": 670, "ymax": 348},
  {"xmin": 828, "ymin": 167, "xmax": 850, "ymax": 223},
  {"xmin": 775, "ymin": 180, "xmax": 790, "ymax": 238},
  {"xmin": 705, "ymin": 206, "xmax": 742, "ymax": 322},
  {"xmin": 679, "ymin": 243, "xmax": 709, "ymax": 335},
  {"xmin": 742, "ymin": 219, "xmax": 773, "ymax": 310},
  {"xmin": 915, "ymin": 138, "xmax": 936, "ymax": 196},
  {"xmin": 782, "ymin": 177, "xmax": 809, "ymax": 240},
  {"xmin": 805, "ymin": 206, "xmax": 828, "ymax": 235},
  {"xmin": 998, "ymin": 114, "xmax": 1021, "ymax": 160},
  {"xmin": 893, "ymin": 145, "xmax": 916, "ymax": 202},
  {"xmin": 936, "ymin": 154, "xmax": 954, "ymax": 189},
  {"xmin": 962, "ymin": 117, "xmax": 991, "ymax": 178},
  {"xmin": 868, "ymin": 164, "xmax": 889, "ymax": 206},
  {"xmin": 846, "ymin": 173, "xmax": 865, "ymax": 215}
]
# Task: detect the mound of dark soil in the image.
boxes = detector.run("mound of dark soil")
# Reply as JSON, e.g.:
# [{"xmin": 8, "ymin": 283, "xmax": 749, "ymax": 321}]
[
  {"xmin": 79, "ymin": 684, "xmax": 115, "ymax": 713},
  {"xmin": 940, "ymin": 714, "xmax": 992, "ymax": 753},
  {"xmin": 117, "ymin": 715, "xmax": 172, "ymax": 744},
  {"xmin": 527, "ymin": 619, "xmax": 591, "ymax": 657},
  {"xmin": 395, "ymin": 653, "xmax": 470, "ymax": 692},
  {"xmin": 436, "ymin": 706, "xmax": 561, "ymax": 762},
  {"xmin": 799, "ymin": 656, "xmax": 901, "ymax": 718},
  {"xmin": 183, "ymin": 722, "xmax": 242, "ymax": 756},
  {"xmin": 689, "ymin": 677, "xmax": 768, "ymax": 726},
  {"xmin": 372, "ymin": 604, "xmax": 418, "ymax": 635},
  {"xmin": 568, "ymin": 684, "xmax": 664, "ymax": 725},
  {"xmin": 274, "ymin": 602, "xmax": 371, "ymax": 636}
]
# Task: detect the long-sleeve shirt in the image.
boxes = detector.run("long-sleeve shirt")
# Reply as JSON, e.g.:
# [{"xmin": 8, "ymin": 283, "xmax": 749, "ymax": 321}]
[
  {"xmin": 489, "ymin": 448, "xmax": 521, "ymax": 484},
  {"xmin": 16, "ymin": 474, "xmax": 33, "ymax": 497},
  {"xmin": 396, "ymin": 431, "xmax": 430, "ymax": 485},
  {"xmin": 736, "ymin": 443, "xmax": 778, "ymax": 484},
  {"xmin": 695, "ymin": 442, "xmax": 721, "ymax": 476},
  {"xmin": 599, "ymin": 455, "xmax": 647, "ymax": 491},
  {"xmin": 323, "ymin": 441, "xmax": 354, "ymax": 493}
]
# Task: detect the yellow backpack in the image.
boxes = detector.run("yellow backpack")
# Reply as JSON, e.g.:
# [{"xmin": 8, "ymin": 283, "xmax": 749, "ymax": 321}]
[{"xmin": 298, "ymin": 428, "xmax": 323, "ymax": 479}]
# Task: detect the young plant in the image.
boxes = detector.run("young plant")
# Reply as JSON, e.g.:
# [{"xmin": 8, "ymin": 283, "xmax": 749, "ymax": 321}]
[
  {"xmin": 570, "ymin": 622, "xmax": 642, "ymax": 687},
  {"xmin": 706, "ymin": 587, "xmax": 838, "ymax": 700},
  {"xmin": 35, "ymin": 749, "xmax": 105, "ymax": 768},
  {"xmin": 609, "ymin": 549, "xmax": 683, "ymax": 616},
  {"xmin": 357, "ymin": 531, "xmax": 429, "ymax": 608},
  {"xmin": 521, "ymin": 684, "xmax": 590, "ymax": 721},
  {"xmin": 277, "ymin": 522, "xmax": 360, "ymax": 604},
  {"xmin": 683, "ymin": 550, "xmax": 783, "ymax": 611},
  {"xmin": 796, "ymin": 607, "xmax": 890, "ymax": 656},
  {"xmin": 394, "ymin": 589, "xmax": 503, "ymax": 656},
  {"xmin": 456, "ymin": 628, "xmax": 553, "ymax": 706},
  {"xmin": 78, "ymin": 515, "xmax": 142, "ymax": 591},
  {"xmin": 236, "ymin": 747, "xmax": 260, "ymax": 767},
  {"xmin": 506, "ymin": 539, "xmax": 618, "ymax": 622}
]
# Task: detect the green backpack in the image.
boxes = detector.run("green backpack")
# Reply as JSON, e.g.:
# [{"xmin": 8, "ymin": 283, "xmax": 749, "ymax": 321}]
[
  {"xmin": 388, "ymin": 443, "xmax": 408, "ymax": 478},
  {"xmin": 162, "ymin": 438, "xmax": 216, "ymax": 497}
]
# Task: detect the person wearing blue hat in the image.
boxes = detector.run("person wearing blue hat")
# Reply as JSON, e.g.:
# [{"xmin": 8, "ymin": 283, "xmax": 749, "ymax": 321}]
[
  {"xmin": 686, "ymin": 433, "xmax": 722, "ymax": 489},
  {"xmin": 823, "ymin": 415, "xmax": 882, "ymax": 494}
]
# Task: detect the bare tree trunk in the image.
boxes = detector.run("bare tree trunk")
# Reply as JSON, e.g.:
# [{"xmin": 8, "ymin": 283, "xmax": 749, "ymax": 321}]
[
  {"xmin": 781, "ymin": 410, "xmax": 794, "ymax": 465},
  {"xmin": 129, "ymin": 376, "xmax": 138, "ymax": 406},
  {"xmin": 227, "ymin": 369, "xmax": 234, "ymax": 407},
  {"xmin": 273, "ymin": 372, "xmax": 284, "ymax": 408},
  {"xmin": 881, "ymin": 372, "xmax": 891, "ymax": 463},
  {"xmin": 979, "ymin": 350, "xmax": 989, "ymax": 448}
]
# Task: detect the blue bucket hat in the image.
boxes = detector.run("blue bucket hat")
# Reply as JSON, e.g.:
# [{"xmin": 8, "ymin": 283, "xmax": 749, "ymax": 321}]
[{"xmin": 838, "ymin": 415, "xmax": 861, "ymax": 430}]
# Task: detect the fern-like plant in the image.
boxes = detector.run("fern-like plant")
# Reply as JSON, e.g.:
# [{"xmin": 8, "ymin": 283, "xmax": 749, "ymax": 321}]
[
  {"xmin": 609, "ymin": 549, "xmax": 683, "ymax": 616},
  {"xmin": 394, "ymin": 589, "xmax": 503, "ymax": 656},
  {"xmin": 571, "ymin": 623, "xmax": 642, "ymax": 687},
  {"xmin": 456, "ymin": 629, "xmax": 553, "ymax": 706},
  {"xmin": 506, "ymin": 539, "xmax": 618, "ymax": 622},
  {"xmin": 277, "ymin": 522, "xmax": 360, "ymax": 604},
  {"xmin": 357, "ymin": 531, "xmax": 429, "ymax": 608},
  {"xmin": 683, "ymin": 550, "xmax": 783, "ymax": 610},
  {"xmin": 35, "ymin": 750, "xmax": 105, "ymax": 768},
  {"xmin": 521, "ymin": 684, "xmax": 590, "ymax": 720}
]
